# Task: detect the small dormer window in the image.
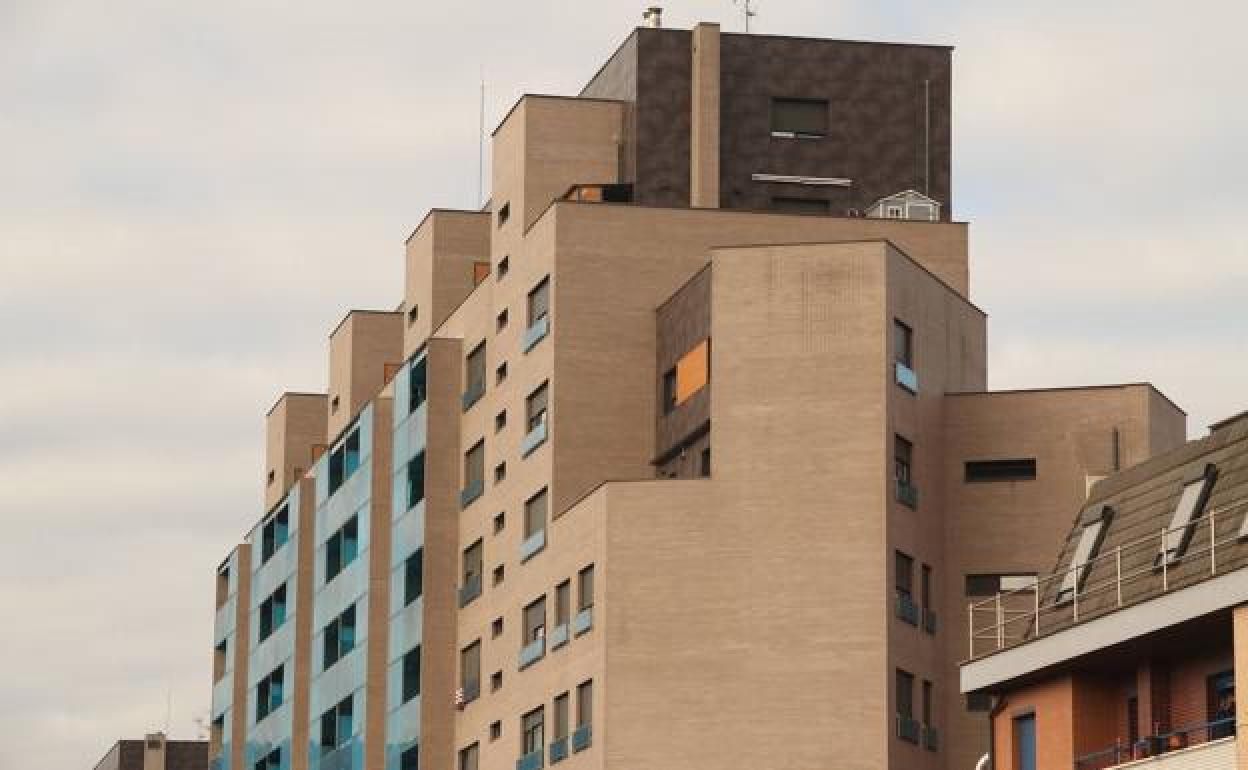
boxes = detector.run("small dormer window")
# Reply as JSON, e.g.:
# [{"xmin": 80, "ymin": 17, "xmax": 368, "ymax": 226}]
[
  {"xmin": 1157, "ymin": 463, "xmax": 1218, "ymax": 566},
  {"xmin": 1056, "ymin": 505, "xmax": 1113, "ymax": 604}
]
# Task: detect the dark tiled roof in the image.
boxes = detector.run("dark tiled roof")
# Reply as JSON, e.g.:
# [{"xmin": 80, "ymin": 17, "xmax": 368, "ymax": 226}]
[{"xmin": 974, "ymin": 413, "xmax": 1248, "ymax": 655}]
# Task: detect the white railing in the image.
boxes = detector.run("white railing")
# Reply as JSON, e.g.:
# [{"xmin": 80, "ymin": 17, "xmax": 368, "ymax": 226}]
[{"xmin": 968, "ymin": 498, "xmax": 1248, "ymax": 659}]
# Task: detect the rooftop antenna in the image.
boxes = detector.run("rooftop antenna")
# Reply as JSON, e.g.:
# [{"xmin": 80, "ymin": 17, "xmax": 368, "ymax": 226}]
[
  {"xmin": 733, "ymin": 0, "xmax": 757, "ymax": 32},
  {"xmin": 477, "ymin": 68, "xmax": 485, "ymax": 209}
]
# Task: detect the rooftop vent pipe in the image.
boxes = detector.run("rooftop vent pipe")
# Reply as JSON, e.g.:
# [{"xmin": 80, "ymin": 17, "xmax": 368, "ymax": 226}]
[{"xmin": 643, "ymin": 6, "xmax": 663, "ymax": 28}]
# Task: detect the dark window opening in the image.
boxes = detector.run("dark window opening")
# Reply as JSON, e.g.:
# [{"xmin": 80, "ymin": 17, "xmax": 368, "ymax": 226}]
[
  {"xmin": 770, "ymin": 196, "xmax": 830, "ymax": 215},
  {"xmin": 965, "ymin": 458, "xmax": 1037, "ymax": 483},
  {"xmin": 771, "ymin": 97, "xmax": 828, "ymax": 138}
]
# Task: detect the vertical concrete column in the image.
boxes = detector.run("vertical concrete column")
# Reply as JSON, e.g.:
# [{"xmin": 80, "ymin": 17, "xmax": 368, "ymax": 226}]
[
  {"xmin": 1233, "ymin": 605, "xmax": 1248, "ymax": 769},
  {"xmin": 690, "ymin": 22, "xmax": 720, "ymax": 208},
  {"xmin": 142, "ymin": 735, "xmax": 166, "ymax": 770},
  {"xmin": 290, "ymin": 477, "xmax": 317, "ymax": 770},
  {"xmin": 231, "ymin": 545, "xmax": 252, "ymax": 770},
  {"xmin": 365, "ymin": 398, "xmax": 395, "ymax": 770}
]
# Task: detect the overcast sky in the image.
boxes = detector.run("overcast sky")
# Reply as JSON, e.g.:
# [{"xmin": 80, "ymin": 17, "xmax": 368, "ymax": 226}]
[{"xmin": 2, "ymin": 1, "xmax": 1246, "ymax": 768}]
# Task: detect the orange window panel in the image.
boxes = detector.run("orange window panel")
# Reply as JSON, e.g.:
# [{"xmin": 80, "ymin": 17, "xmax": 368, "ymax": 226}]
[
  {"xmin": 473, "ymin": 261, "xmax": 491, "ymax": 285},
  {"xmin": 675, "ymin": 339, "xmax": 710, "ymax": 405}
]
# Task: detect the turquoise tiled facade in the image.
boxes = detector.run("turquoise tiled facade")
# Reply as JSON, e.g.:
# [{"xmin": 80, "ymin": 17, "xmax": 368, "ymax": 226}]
[
  {"xmin": 244, "ymin": 486, "xmax": 303, "ymax": 770},
  {"xmin": 385, "ymin": 355, "xmax": 427, "ymax": 769},
  {"xmin": 212, "ymin": 548, "xmax": 243, "ymax": 770},
  {"xmin": 309, "ymin": 407, "xmax": 376, "ymax": 770}
]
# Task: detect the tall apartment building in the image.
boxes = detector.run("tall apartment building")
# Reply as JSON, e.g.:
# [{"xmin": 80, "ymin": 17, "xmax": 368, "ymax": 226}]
[
  {"xmin": 960, "ymin": 412, "xmax": 1248, "ymax": 770},
  {"xmin": 209, "ymin": 19, "xmax": 1188, "ymax": 770}
]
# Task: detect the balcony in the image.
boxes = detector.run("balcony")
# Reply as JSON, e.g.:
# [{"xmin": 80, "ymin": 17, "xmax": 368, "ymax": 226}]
[
  {"xmin": 549, "ymin": 623, "xmax": 569, "ymax": 650},
  {"xmin": 518, "ymin": 636, "xmax": 545, "ymax": 670},
  {"xmin": 922, "ymin": 608, "xmax": 938, "ymax": 634},
  {"xmin": 521, "ymin": 421, "xmax": 548, "ymax": 457},
  {"xmin": 895, "ymin": 361, "xmax": 918, "ymax": 394},
  {"xmin": 460, "ymin": 478, "xmax": 484, "ymax": 509},
  {"xmin": 923, "ymin": 725, "xmax": 939, "ymax": 752},
  {"xmin": 1074, "ymin": 727, "xmax": 1235, "ymax": 770},
  {"xmin": 517, "ymin": 749, "xmax": 544, "ymax": 770},
  {"xmin": 522, "ymin": 316, "xmax": 549, "ymax": 353},
  {"xmin": 549, "ymin": 738, "xmax": 569, "ymax": 764},
  {"xmin": 896, "ymin": 594, "xmax": 919, "ymax": 626},
  {"xmin": 461, "ymin": 379, "xmax": 485, "ymax": 411},
  {"xmin": 573, "ymin": 607, "xmax": 593, "ymax": 636},
  {"xmin": 896, "ymin": 479, "xmax": 919, "ymax": 509},
  {"xmin": 896, "ymin": 715, "xmax": 921, "ymax": 744},
  {"xmin": 458, "ymin": 574, "xmax": 482, "ymax": 608},
  {"xmin": 520, "ymin": 530, "xmax": 546, "ymax": 563},
  {"xmin": 571, "ymin": 725, "xmax": 592, "ymax": 753}
]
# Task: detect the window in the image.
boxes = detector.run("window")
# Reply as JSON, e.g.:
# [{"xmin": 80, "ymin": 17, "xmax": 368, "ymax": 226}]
[
  {"xmin": 325, "ymin": 515, "xmax": 359, "ymax": 583},
  {"xmin": 921, "ymin": 564, "xmax": 932, "ymax": 612},
  {"xmin": 490, "ymin": 721, "xmax": 502, "ymax": 741},
  {"xmin": 463, "ymin": 540, "xmax": 483, "ymax": 586},
  {"xmin": 461, "ymin": 640, "xmax": 481, "ymax": 696},
  {"xmin": 327, "ymin": 428, "xmax": 361, "ymax": 496},
  {"xmin": 492, "ymin": 617, "xmax": 504, "ymax": 638},
  {"xmin": 895, "ymin": 436, "xmax": 913, "ymax": 485},
  {"xmin": 497, "ymin": 256, "xmax": 510, "ymax": 279},
  {"xmin": 497, "ymin": 308, "xmax": 509, "ymax": 332},
  {"xmin": 578, "ymin": 565, "xmax": 595, "ymax": 611},
  {"xmin": 770, "ymin": 196, "xmax": 830, "ymax": 215},
  {"xmin": 464, "ymin": 441, "xmax": 484, "ymax": 494},
  {"xmin": 330, "ymin": 395, "xmax": 340, "ymax": 414},
  {"xmin": 522, "ymin": 707, "xmax": 545, "ymax": 756},
  {"xmin": 700, "ymin": 447, "xmax": 711, "ymax": 477},
  {"xmin": 1056, "ymin": 505, "xmax": 1113, "ymax": 604},
  {"xmin": 498, "ymin": 202, "xmax": 510, "ymax": 227},
  {"xmin": 895, "ymin": 551, "xmax": 914, "ymax": 602},
  {"xmin": 256, "ymin": 665, "xmax": 284, "ymax": 722},
  {"xmin": 267, "ymin": 469, "xmax": 275, "ymax": 486},
  {"xmin": 966, "ymin": 574, "xmax": 1037, "ymax": 597},
  {"xmin": 407, "ymin": 452, "xmax": 426, "ymax": 509},
  {"xmin": 523, "ymin": 596, "xmax": 547, "ymax": 644},
  {"xmin": 894, "ymin": 320, "xmax": 913, "ymax": 368},
  {"xmin": 493, "ymin": 564, "xmax": 504, "ymax": 585},
  {"xmin": 261, "ymin": 506, "xmax": 289, "ymax": 564},
  {"xmin": 493, "ymin": 512, "xmax": 505, "ymax": 534},
  {"xmin": 527, "ymin": 277, "xmax": 550, "ymax": 326},
  {"xmin": 1013, "ymin": 713, "xmax": 1037, "ymax": 770},
  {"xmin": 254, "ymin": 748, "xmax": 280, "ymax": 770},
  {"xmin": 770, "ymin": 97, "xmax": 827, "ymax": 138},
  {"xmin": 319, "ymin": 696, "xmax": 353, "ymax": 753},
  {"xmin": 662, "ymin": 368, "xmax": 677, "ymax": 414},
  {"xmin": 896, "ymin": 668, "xmax": 915, "ymax": 721},
  {"xmin": 404, "ymin": 548, "xmax": 423, "ymax": 605},
  {"xmin": 495, "ymin": 410, "xmax": 507, "ymax": 433},
  {"xmin": 464, "ymin": 342, "xmax": 486, "ymax": 405},
  {"xmin": 576, "ymin": 680, "xmax": 593, "ymax": 728},
  {"xmin": 525, "ymin": 488, "xmax": 548, "ymax": 540},
  {"xmin": 258, "ymin": 584, "xmax": 287, "ymax": 642},
  {"xmin": 1158, "ymin": 463, "xmax": 1217, "ymax": 566},
  {"xmin": 965, "ymin": 458, "xmax": 1037, "ymax": 483},
  {"xmin": 554, "ymin": 692, "xmax": 570, "ymax": 740},
  {"xmin": 400, "ymin": 746, "xmax": 419, "ymax": 770},
  {"xmin": 496, "ymin": 361, "xmax": 508, "ymax": 384},
  {"xmin": 966, "ymin": 693, "xmax": 993, "ymax": 712},
  {"xmin": 526, "ymin": 383, "xmax": 548, "ymax": 433},
  {"xmin": 402, "ymin": 646, "xmax": 421, "ymax": 702},
  {"xmin": 406, "ymin": 304, "xmax": 419, "ymax": 325},
  {"xmin": 555, "ymin": 580, "xmax": 571, "ymax": 627},
  {"xmin": 922, "ymin": 680, "xmax": 933, "ymax": 728},
  {"xmin": 409, "ymin": 357, "xmax": 427, "ymax": 412},
  {"xmin": 1209, "ymin": 670, "xmax": 1236, "ymax": 739},
  {"xmin": 458, "ymin": 743, "xmax": 478, "ymax": 770},
  {"xmin": 322, "ymin": 605, "xmax": 356, "ymax": 670},
  {"xmin": 491, "ymin": 670, "xmax": 503, "ymax": 692},
  {"xmin": 494, "ymin": 462, "xmax": 507, "ymax": 484}
]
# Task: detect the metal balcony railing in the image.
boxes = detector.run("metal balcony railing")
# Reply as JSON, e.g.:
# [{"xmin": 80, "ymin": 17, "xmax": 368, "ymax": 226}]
[
  {"xmin": 1073, "ymin": 718, "xmax": 1236, "ymax": 770},
  {"xmin": 520, "ymin": 530, "xmax": 546, "ymax": 563},
  {"xmin": 571, "ymin": 725, "xmax": 592, "ymax": 753},
  {"xmin": 521, "ymin": 420, "xmax": 548, "ymax": 457},
  {"xmin": 549, "ymin": 622, "xmax": 569, "ymax": 650},
  {"xmin": 458, "ymin": 573, "xmax": 482, "ymax": 608},
  {"xmin": 519, "ymin": 636, "xmax": 546, "ymax": 670},
  {"xmin": 573, "ymin": 606, "xmax": 593, "ymax": 636},
  {"xmin": 896, "ymin": 715, "xmax": 921, "ymax": 743},
  {"xmin": 896, "ymin": 594, "xmax": 919, "ymax": 626},
  {"xmin": 460, "ymin": 478, "xmax": 484, "ymax": 509},
  {"xmin": 461, "ymin": 379, "xmax": 485, "ymax": 411},
  {"xmin": 895, "ymin": 361, "xmax": 919, "ymax": 394},
  {"xmin": 896, "ymin": 479, "xmax": 919, "ymax": 509},
  {"xmin": 549, "ymin": 738, "xmax": 569, "ymax": 764},
  {"xmin": 922, "ymin": 607, "xmax": 938, "ymax": 635},
  {"xmin": 923, "ymin": 725, "xmax": 940, "ymax": 752},
  {"xmin": 968, "ymin": 498, "xmax": 1248, "ymax": 659},
  {"xmin": 522, "ymin": 316, "xmax": 549, "ymax": 354},
  {"xmin": 516, "ymin": 748, "xmax": 544, "ymax": 770}
]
